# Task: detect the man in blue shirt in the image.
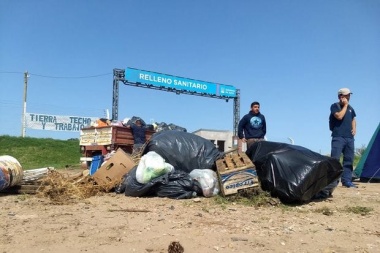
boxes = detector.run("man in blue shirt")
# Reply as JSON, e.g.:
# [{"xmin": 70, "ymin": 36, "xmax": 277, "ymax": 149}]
[
  {"xmin": 330, "ymin": 88, "xmax": 357, "ymax": 188},
  {"xmin": 126, "ymin": 119, "xmax": 147, "ymax": 155},
  {"xmin": 238, "ymin": 101, "xmax": 267, "ymax": 149}
]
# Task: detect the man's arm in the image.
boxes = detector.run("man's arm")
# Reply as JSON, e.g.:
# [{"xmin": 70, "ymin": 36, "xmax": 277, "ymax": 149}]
[
  {"xmin": 237, "ymin": 116, "xmax": 246, "ymax": 140},
  {"xmin": 352, "ymin": 118, "xmax": 356, "ymax": 136},
  {"xmin": 262, "ymin": 116, "xmax": 267, "ymax": 136},
  {"xmin": 334, "ymin": 97, "xmax": 349, "ymax": 120},
  {"xmin": 334, "ymin": 104, "xmax": 348, "ymax": 120}
]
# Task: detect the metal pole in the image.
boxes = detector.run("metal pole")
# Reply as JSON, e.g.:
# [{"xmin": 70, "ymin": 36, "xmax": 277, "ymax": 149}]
[
  {"xmin": 21, "ymin": 71, "xmax": 28, "ymax": 137},
  {"xmin": 232, "ymin": 89, "xmax": 240, "ymax": 149},
  {"xmin": 112, "ymin": 71, "xmax": 119, "ymax": 120},
  {"xmin": 233, "ymin": 89, "xmax": 240, "ymax": 136},
  {"xmin": 112, "ymin": 69, "xmax": 125, "ymax": 120}
]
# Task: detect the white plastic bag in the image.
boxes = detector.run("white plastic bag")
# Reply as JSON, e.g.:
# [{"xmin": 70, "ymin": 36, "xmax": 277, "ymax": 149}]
[
  {"xmin": 136, "ymin": 151, "xmax": 174, "ymax": 184},
  {"xmin": 189, "ymin": 169, "xmax": 219, "ymax": 197}
]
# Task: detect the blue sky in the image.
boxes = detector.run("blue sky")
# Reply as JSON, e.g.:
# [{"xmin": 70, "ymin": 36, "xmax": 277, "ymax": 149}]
[{"xmin": 1, "ymin": 0, "xmax": 379, "ymax": 155}]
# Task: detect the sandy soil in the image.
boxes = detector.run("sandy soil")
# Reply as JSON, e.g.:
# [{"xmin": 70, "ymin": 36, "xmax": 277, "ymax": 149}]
[{"xmin": 1, "ymin": 181, "xmax": 379, "ymax": 253}]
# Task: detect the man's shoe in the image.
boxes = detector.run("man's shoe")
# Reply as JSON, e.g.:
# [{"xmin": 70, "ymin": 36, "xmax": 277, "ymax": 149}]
[{"xmin": 342, "ymin": 182, "xmax": 358, "ymax": 188}]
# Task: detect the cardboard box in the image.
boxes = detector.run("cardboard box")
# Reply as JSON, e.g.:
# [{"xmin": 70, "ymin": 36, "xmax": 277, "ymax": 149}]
[
  {"xmin": 93, "ymin": 148, "xmax": 136, "ymax": 191},
  {"xmin": 216, "ymin": 151, "xmax": 259, "ymax": 196}
]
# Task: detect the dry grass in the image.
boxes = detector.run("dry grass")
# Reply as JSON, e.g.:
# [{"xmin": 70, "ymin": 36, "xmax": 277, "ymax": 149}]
[
  {"xmin": 37, "ymin": 170, "xmax": 104, "ymax": 205},
  {"xmin": 35, "ymin": 151, "xmax": 144, "ymax": 204},
  {"xmin": 213, "ymin": 187, "xmax": 281, "ymax": 208}
]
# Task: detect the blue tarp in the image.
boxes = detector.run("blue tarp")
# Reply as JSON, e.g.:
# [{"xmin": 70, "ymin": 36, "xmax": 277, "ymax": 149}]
[{"xmin": 355, "ymin": 123, "xmax": 380, "ymax": 182}]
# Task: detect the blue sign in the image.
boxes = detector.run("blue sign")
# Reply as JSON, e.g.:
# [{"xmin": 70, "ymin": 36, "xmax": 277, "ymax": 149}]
[{"xmin": 125, "ymin": 67, "xmax": 236, "ymax": 98}]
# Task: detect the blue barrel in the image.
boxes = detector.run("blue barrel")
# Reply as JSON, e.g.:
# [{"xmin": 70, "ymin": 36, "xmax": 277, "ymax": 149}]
[
  {"xmin": 0, "ymin": 155, "xmax": 24, "ymax": 191},
  {"xmin": 89, "ymin": 155, "xmax": 104, "ymax": 176}
]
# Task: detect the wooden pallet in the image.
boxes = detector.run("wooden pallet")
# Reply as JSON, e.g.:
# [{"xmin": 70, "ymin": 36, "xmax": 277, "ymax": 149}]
[
  {"xmin": 0, "ymin": 183, "xmax": 43, "ymax": 194},
  {"xmin": 216, "ymin": 150, "xmax": 255, "ymax": 173}
]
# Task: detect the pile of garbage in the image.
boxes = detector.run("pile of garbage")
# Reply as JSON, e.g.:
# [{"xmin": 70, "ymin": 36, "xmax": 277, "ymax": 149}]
[
  {"xmin": 1, "ymin": 129, "xmax": 343, "ymax": 205},
  {"xmin": 93, "ymin": 130, "xmax": 342, "ymax": 204},
  {"xmin": 114, "ymin": 130, "xmax": 222, "ymax": 199},
  {"xmin": 89, "ymin": 116, "xmax": 187, "ymax": 133}
]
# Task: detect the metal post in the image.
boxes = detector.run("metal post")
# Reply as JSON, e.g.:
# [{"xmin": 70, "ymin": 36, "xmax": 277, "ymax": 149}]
[
  {"xmin": 233, "ymin": 89, "xmax": 240, "ymax": 136},
  {"xmin": 112, "ymin": 69, "xmax": 125, "ymax": 120},
  {"xmin": 232, "ymin": 89, "xmax": 240, "ymax": 150},
  {"xmin": 21, "ymin": 71, "xmax": 29, "ymax": 137},
  {"xmin": 112, "ymin": 77, "xmax": 119, "ymax": 120}
]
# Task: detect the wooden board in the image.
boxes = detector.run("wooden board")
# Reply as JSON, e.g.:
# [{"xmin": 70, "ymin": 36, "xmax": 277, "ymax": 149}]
[
  {"xmin": 0, "ymin": 183, "xmax": 43, "ymax": 194},
  {"xmin": 216, "ymin": 152, "xmax": 255, "ymax": 174}
]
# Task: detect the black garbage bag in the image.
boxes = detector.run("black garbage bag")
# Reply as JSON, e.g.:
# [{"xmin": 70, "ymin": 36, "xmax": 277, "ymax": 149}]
[
  {"xmin": 246, "ymin": 141, "xmax": 343, "ymax": 204},
  {"xmin": 168, "ymin": 123, "xmax": 187, "ymax": 132},
  {"xmin": 154, "ymin": 122, "xmax": 187, "ymax": 132},
  {"xmin": 114, "ymin": 176, "xmax": 127, "ymax": 194},
  {"xmin": 123, "ymin": 116, "xmax": 147, "ymax": 126},
  {"xmin": 154, "ymin": 170, "xmax": 203, "ymax": 199},
  {"xmin": 118, "ymin": 166, "xmax": 164, "ymax": 197},
  {"xmin": 155, "ymin": 122, "xmax": 170, "ymax": 132},
  {"xmin": 143, "ymin": 130, "xmax": 223, "ymax": 173},
  {"xmin": 119, "ymin": 166, "xmax": 203, "ymax": 199},
  {"xmin": 115, "ymin": 168, "xmax": 138, "ymax": 194}
]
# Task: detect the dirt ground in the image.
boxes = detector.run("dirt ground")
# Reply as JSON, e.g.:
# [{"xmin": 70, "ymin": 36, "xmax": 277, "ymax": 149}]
[{"xmin": 1, "ymin": 179, "xmax": 380, "ymax": 253}]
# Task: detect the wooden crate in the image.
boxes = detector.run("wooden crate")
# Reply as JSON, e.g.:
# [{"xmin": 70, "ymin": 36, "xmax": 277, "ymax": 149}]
[
  {"xmin": 216, "ymin": 151, "xmax": 255, "ymax": 172},
  {"xmin": 216, "ymin": 150, "xmax": 258, "ymax": 196},
  {"xmin": 0, "ymin": 183, "xmax": 43, "ymax": 194}
]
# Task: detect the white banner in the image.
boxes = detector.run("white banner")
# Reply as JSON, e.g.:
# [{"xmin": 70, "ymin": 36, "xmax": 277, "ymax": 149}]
[{"xmin": 25, "ymin": 113, "xmax": 98, "ymax": 132}]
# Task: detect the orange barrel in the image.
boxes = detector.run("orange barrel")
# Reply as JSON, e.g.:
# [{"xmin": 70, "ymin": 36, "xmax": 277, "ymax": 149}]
[{"xmin": 0, "ymin": 155, "xmax": 24, "ymax": 191}]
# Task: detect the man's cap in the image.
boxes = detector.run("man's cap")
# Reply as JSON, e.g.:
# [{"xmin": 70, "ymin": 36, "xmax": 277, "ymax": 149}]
[{"xmin": 338, "ymin": 88, "xmax": 353, "ymax": 95}]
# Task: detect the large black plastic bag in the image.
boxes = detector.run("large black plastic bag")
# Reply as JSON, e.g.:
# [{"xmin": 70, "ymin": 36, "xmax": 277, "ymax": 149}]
[
  {"xmin": 116, "ymin": 166, "xmax": 156, "ymax": 197},
  {"xmin": 246, "ymin": 141, "xmax": 343, "ymax": 204},
  {"xmin": 143, "ymin": 131, "xmax": 223, "ymax": 173},
  {"xmin": 154, "ymin": 171, "xmax": 203, "ymax": 199},
  {"xmin": 119, "ymin": 166, "xmax": 203, "ymax": 199}
]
